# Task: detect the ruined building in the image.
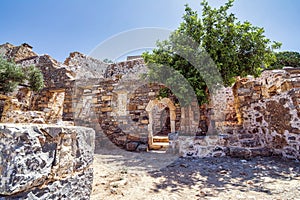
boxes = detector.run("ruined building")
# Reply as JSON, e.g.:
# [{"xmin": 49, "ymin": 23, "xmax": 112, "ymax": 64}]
[{"xmin": 0, "ymin": 43, "xmax": 300, "ymax": 160}]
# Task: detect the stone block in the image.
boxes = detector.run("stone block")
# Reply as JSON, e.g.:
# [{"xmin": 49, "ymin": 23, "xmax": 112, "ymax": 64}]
[
  {"xmin": 127, "ymin": 133, "xmax": 141, "ymax": 142},
  {"xmin": 229, "ymin": 147, "xmax": 251, "ymax": 158},
  {"xmin": 3, "ymin": 168, "xmax": 93, "ymax": 200},
  {"xmin": 240, "ymin": 139, "xmax": 260, "ymax": 148},
  {"xmin": 100, "ymin": 107, "xmax": 113, "ymax": 112},
  {"xmin": 128, "ymin": 104, "xmax": 137, "ymax": 111},
  {"xmin": 113, "ymin": 135, "xmax": 127, "ymax": 146},
  {"xmin": 126, "ymin": 142, "xmax": 139, "ymax": 151},
  {"xmin": 73, "ymin": 126, "xmax": 95, "ymax": 171},
  {"xmin": 0, "ymin": 125, "xmax": 56, "ymax": 195},
  {"xmin": 137, "ymin": 105, "xmax": 145, "ymax": 110},
  {"xmin": 148, "ymin": 92, "xmax": 156, "ymax": 96},
  {"xmin": 0, "ymin": 124, "xmax": 95, "ymax": 199},
  {"xmin": 140, "ymin": 120, "xmax": 149, "ymax": 124},
  {"xmin": 92, "ymin": 98, "xmax": 98, "ymax": 104},
  {"xmin": 283, "ymin": 146, "xmax": 298, "ymax": 159},
  {"xmin": 136, "ymin": 144, "xmax": 148, "ymax": 152},
  {"xmin": 250, "ymin": 147, "xmax": 272, "ymax": 157}
]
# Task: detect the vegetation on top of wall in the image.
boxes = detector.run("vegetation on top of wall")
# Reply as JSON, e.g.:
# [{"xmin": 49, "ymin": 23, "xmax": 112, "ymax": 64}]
[
  {"xmin": 269, "ymin": 51, "xmax": 300, "ymax": 69},
  {"xmin": 143, "ymin": 0, "xmax": 281, "ymax": 105},
  {"xmin": 0, "ymin": 56, "xmax": 44, "ymax": 94},
  {"xmin": 103, "ymin": 58, "xmax": 114, "ymax": 64}
]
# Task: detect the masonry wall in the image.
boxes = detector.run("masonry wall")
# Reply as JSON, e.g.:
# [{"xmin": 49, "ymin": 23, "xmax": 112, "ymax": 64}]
[
  {"xmin": 177, "ymin": 68, "xmax": 300, "ymax": 160},
  {"xmin": 232, "ymin": 68, "xmax": 300, "ymax": 159},
  {"xmin": 73, "ymin": 61, "xmax": 181, "ymax": 152}
]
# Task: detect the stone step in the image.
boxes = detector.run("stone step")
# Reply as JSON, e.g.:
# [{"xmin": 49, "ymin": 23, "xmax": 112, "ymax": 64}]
[
  {"xmin": 149, "ymin": 142, "xmax": 169, "ymax": 150},
  {"xmin": 153, "ymin": 136, "xmax": 169, "ymax": 143}
]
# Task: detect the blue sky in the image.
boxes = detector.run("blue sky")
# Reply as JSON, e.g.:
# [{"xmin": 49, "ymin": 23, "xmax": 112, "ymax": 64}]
[{"xmin": 1, "ymin": 0, "xmax": 299, "ymax": 62}]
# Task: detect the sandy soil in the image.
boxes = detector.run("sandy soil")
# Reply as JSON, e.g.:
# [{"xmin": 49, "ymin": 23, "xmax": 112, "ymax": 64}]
[{"xmin": 91, "ymin": 148, "xmax": 300, "ymax": 200}]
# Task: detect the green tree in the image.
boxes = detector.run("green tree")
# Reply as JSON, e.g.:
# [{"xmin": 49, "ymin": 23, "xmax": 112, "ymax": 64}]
[
  {"xmin": 270, "ymin": 51, "xmax": 300, "ymax": 69},
  {"xmin": 0, "ymin": 57, "xmax": 44, "ymax": 94},
  {"xmin": 143, "ymin": 0, "xmax": 281, "ymax": 105},
  {"xmin": 103, "ymin": 58, "xmax": 113, "ymax": 63}
]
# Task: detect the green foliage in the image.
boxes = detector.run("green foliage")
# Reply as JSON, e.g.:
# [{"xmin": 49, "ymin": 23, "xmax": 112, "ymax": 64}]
[
  {"xmin": 103, "ymin": 58, "xmax": 113, "ymax": 63},
  {"xmin": 0, "ymin": 57, "xmax": 24, "ymax": 93},
  {"xmin": 26, "ymin": 65, "xmax": 44, "ymax": 92},
  {"xmin": 0, "ymin": 57, "xmax": 44, "ymax": 94},
  {"xmin": 143, "ymin": 0, "xmax": 281, "ymax": 105},
  {"xmin": 158, "ymin": 87, "xmax": 171, "ymax": 99},
  {"xmin": 270, "ymin": 51, "xmax": 300, "ymax": 69}
]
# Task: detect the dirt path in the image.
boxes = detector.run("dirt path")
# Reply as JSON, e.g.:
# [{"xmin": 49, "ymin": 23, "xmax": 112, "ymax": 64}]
[{"xmin": 91, "ymin": 148, "xmax": 300, "ymax": 200}]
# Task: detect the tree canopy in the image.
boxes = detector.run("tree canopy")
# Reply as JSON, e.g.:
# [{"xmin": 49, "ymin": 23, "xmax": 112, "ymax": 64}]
[
  {"xmin": 143, "ymin": 0, "xmax": 281, "ymax": 105},
  {"xmin": 270, "ymin": 51, "xmax": 300, "ymax": 69},
  {"xmin": 0, "ymin": 57, "xmax": 44, "ymax": 94}
]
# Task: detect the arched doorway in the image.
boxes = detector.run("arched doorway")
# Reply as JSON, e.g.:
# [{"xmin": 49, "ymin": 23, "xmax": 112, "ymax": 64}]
[{"xmin": 146, "ymin": 98, "xmax": 177, "ymax": 150}]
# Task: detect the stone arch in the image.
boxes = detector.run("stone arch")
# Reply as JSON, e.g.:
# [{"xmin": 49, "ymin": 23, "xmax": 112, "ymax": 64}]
[{"xmin": 146, "ymin": 98, "xmax": 177, "ymax": 148}]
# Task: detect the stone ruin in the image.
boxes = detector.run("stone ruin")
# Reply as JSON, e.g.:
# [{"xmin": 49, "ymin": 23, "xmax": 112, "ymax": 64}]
[
  {"xmin": 0, "ymin": 43, "xmax": 300, "ymax": 199},
  {"xmin": 0, "ymin": 44, "xmax": 95, "ymax": 199}
]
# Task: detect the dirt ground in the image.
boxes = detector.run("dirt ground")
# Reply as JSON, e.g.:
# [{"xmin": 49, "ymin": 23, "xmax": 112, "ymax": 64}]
[{"xmin": 91, "ymin": 148, "xmax": 300, "ymax": 200}]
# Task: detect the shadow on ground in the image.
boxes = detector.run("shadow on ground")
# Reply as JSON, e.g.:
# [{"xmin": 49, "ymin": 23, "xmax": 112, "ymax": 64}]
[
  {"xmin": 94, "ymin": 146, "xmax": 300, "ymax": 199},
  {"xmin": 148, "ymin": 156, "xmax": 300, "ymax": 198}
]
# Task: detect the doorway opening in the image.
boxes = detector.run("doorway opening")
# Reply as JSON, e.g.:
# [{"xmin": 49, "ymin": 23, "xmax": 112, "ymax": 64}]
[{"xmin": 146, "ymin": 98, "xmax": 178, "ymax": 150}]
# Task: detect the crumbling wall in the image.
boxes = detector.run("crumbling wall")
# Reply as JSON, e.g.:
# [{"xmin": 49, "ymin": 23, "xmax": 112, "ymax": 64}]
[
  {"xmin": 0, "ymin": 43, "xmax": 38, "ymax": 62},
  {"xmin": 178, "ymin": 68, "xmax": 300, "ymax": 159},
  {"xmin": 0, "ymin": 124, "xmax": 95, "ymax": 200},
  {"xmin": 104, "ymin": 59, "xmax": 146, "ymax": 79},
  {"xmin": 232, "ymin": 68, "xmax": 300, "ymax": 159},
  {"xmin": 73, "ymin": 59, "xmax": 179, "ymax": 151},
  {"xmin": 0, "ymin": 94, "xmax": 46, "ymax": 124},
  {"xmin": 64, "ymin": 52, "xmax": 108, "ymax": 80},
  {"xmin": 18, "ymin": 54, "xmax": 76, "ymax": 122}
]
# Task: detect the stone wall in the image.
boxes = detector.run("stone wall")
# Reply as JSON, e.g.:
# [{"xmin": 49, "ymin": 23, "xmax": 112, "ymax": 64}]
[
  {"xmin": 74, "ymin": 79, "xmax": 178, "ymax": 151},
  {"xmin": 0, "ymin": 43, "xmax": 37, "ymax": 62},
  {"xmin": 232, "ymin": 68, "xmax": 300, "ymax": 159},
  {"xmin": 177, "ymin": 68, "xmax": 300, "ymax": 160},
  {"xmin": 17, "ymin": 54, "xmax": 76, "ymax": 122},
  {"xmin": 104, "ymin": 59, "xmax": 146, "ymax": 79},
  {"xmin": 64, "ymin": 52, "xmax": 108, "ymax": 80},
  {"xmin": 0, "ymin": 124, "xmax": 95, "ymax": 200},
  {"xmin": 71, "ymin": 57, "xmax": 184, "ymax": 152}
]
